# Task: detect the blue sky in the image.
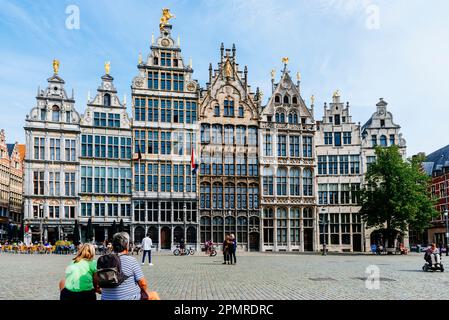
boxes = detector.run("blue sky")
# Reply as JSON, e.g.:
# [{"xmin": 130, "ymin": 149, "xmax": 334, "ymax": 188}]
[{"xmin": 0, "ymin": 0, "xmax": 448, "ymax": 156}]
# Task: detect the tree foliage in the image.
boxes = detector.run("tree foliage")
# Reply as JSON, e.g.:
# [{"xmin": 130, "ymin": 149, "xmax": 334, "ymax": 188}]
[{"xmin": 360, "ymin": 146, "xmax": 438, "ymax": 233}]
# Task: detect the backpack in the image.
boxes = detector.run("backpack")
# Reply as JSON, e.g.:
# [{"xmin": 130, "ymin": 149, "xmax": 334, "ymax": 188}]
[{"xmin": 96, "ymin": 253, "xmax": 129, "ymax": 288}]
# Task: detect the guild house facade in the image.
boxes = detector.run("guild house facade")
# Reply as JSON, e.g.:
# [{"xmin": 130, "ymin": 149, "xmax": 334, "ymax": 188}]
[{"xmin": 20, "ymin": 9, "xmax": 408, "ymax": 252}]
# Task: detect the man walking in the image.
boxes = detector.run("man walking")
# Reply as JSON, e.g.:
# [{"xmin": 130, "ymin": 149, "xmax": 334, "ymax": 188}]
[{"xmin": 142, "ymin": 234, "xmax": 153, "ymax": 266}]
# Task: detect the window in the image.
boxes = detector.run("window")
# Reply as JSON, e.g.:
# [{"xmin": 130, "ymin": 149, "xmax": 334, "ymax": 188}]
[
  {"xmin": 330, "ymin": 214, "xmax": 340, "ymax": 244},
  {"xmin": 303, "ymin": 136, "xmax": 313, "ymax": 157},
  {"xmin": 236, "ymin": 154, "xmax": 246, "ymax": 176},
  {"xmin": 212, "ymin": 125, "xmax": 222, "ymax": 145},
  {"xmin": 248, "ymin": 184, "xmax": 259, "ymax": 209},
  {"xmin": 248, "ymin": 156, "xmax": 258, "ymax": 176},
  {"xmin": 390, "ymin": 134, "xmax": 395, "ymax": 146},
  {"xmin": 64, "ymin": 206, "xmax": 75, "ymax": 219},
  {"xmin": 339, "ymin": 155, "xmax": 349, "ymax": 174},
  {"xmin": 236, "ymin": 126, "xmax": 246, "ymax": 146},
  {"xmin": 351, "ymin": 184, "xmax": 361, "ymax": 204},
  {"xmin": 371, "ymin": 135, "xmax": 377, "ymax": 147},
  {"xmin": 66, "ymin": 111, "xmax": 71, "ymax": 123},
  {"xmin": 380, "ymin": 135, "xmax": 387, "ymax": 147},
  {"xmin": 237, "ymin": 184, "xmax": 247, "ymax": 209},
  {"xmin": 334, "ymin": 114, "xmax": 340, "ymax": 125},
  {"xmin": 104, "ymin": 93, "xmax": 111, "ymax": 107},
  {"xmin": 292, "ymin": 96, "xmax": 298, "ymax": 104},
  {"xmin": 108, "ymin": 114, "xmax": 120, "ymax": 128},
  {"xmin": 33, "ymin": 171, "xmax": 45, "ymax": 195},
  {"xmin": 94, "ymin": 112, "xmax": 107, "ymax": 127},
  {"xmin": 212, "ymin": 217, "xmax": 224, "ymax": 244},
  {"xmin": 200, "ymin": 183, "xmax": 211, "ymax": 209},
  {"xmin": 173, "ymin": 165, "xmax": 184, "ymax": 192},
  {"xmin": 134, "ymin": 130, "xmax": 146, "ymax": 155},
  {"xmin": 148, "ymin": 71, "xmax": 159, "ymax": 89},
  {"xmin": 65, "ymin": 172, "xmax": 75, "ymax": 196},
  {"xmin": 200, "ymin": 217, "xmax": 211, "ymax": 244},
  {"xmin": 225, "ymin": 184, "xmax": 235, "ymax": 209},
  {"xmin": 160, "ymin": 163, "xmax": 171, "ymax": 192},
  {"xmin": 263, "ymin": 208, "xmax": 274, "ymax": 245},
  {"xmin": 81, "ymin": 203, "xmax": 92, "ymax": 217},
  {"xmin": 277, "ymin": 168, "xmax": 287, "ymax": 196},
  {"xmin": 49, "ymin": 206, "xmax": 60, "ymax": 219},
  {"xmin": 186, "ymin": 101, "xmax": 196, "ymax": 124},
  {"xmin": 224, "ymin": 99, "xmax": 234, "ymax": 117},
  {"xmin": 212, "ymin": 152, "xmax": 222, "ymax": 175},
  {"xmin": 350, "ymin": 155, "xmax": 360, "ymax": 174},
  {"xmin": 328, "ymin": 155, "xmax": 338, "ymax": 174},
  {"xmin": 41, "ymin": 108, "xmax": 47, "ymax": 121},
  {"xmin": 340, "ymin": 184, "xmax": 350, "ymax": 204},
  {"xmin": 318, "ymin": 156, "xmax": 327, "ymax": 175},
  {"xmin": 94, "ymin": 136, "xmax": 106, "ymax": 158},
  {"xmin": 237, "ymin": 216, "xmax": 248, "ymax": 244},
  {"xmin": 264, "ymin": 133, "xmax": 272, "ymax": 156},
  {"xmin": 201, "ymin": 124, "xmax": 211, "ymax": 144},
  {"xmin": 343, "ymin": 132, "xmax": 352, "ymax": 145},
  {"xmin": 289, "ymin": 136, "xmax": 300, "ymax": 157},
  {"xmin": 275, "ymin": 95, "xmax": 281, "ymax": 103},
  {"xmin": 214, "ymin": 105, "xmax": 220, "ymax": 116},
  {"xmin": 49, "ymin": 138, "xmax": 61, "ymax": 161},
  {"xmin": 161, "ymin": 132, "xmax": 171, "ymax": 154},
  {"xmin": 283, "ymin": 96, "xmax": 289, "ymax": 104},
  {"xmin": 248, "ymin": 127, "xmax": 257, "ymax": 146},
  {"xmin": 148, "ymin": 99, "xmax": 159, "ymax": 122},
  {"xmin": 81, "ymin": 166, "xmax": 93, "ymax": 193},
  {"xmin": 52, "ymin": 106, "xmax": 60, "ymax": 122},
  {"xmin": 277, "ymin": 208, "xmax": 288, "ymax": 246},
  {"xmin": 34, "ymin": 137, "xmax": 45, "ymax": 160},
  {"xmin": 225, "ymin": 154, "xmax": 234, "ymax": 175},
  {"xmin": 275, "ymin": 112, "xmax": 285, "ymax": 123},
  {"xmin": 290, "ymin": 208, "xmax": 300, "ymax": 245},
  {"xmin": 238, "ymin": 106, "xmax": 244, "ymax": 117},
  {"xmin": 200, "ymin": 153, "xmax": 210, "ymax": 175},
  {"xmin": 173, "ymin": 131, "xmax": 184, "ymax": 155},
  {"xmin": 173, "ymin": 101, "xmax": 184, "ymax": 123},
  {"xmin": 213, "ymin": 183, "xmax": 223, "ymax": 209},
  {"xmin": 49, "ymin": 172, "xmax": 60, "ymax": 196},
  {"xmin": 94, "ymin": 167, "xmax": 106, "ymax": 193},
  {"xmin": 380, "ymin": 119, "xmax": 385, "ymax": 127},
  {"xmin": 329, "ymin": 184, "xmax": 338, "ymax": 204},
  {"xmin": 64, "ymin": 139, "xmax": 75, "ymax": 161},
  {"xmin": 161, "ymin": 52, "xmax": 172, "ymax": 67},
  {"xmin": 318, "ymin": 184, "xmax": 328, "ymax": 205},
  {"xmin": 290, "ymin": 169, "xmax": 300, "ymax": 196},
  {"xmin": 145, "ymin": 163, "xmax": 158, "ymax": 192},
  {"xmin": 161, "ymin": 100, "xmax": 171, "ymax": 122},
  {"xmin": 224, "ymin": 125, "xmax": 234, "ymax": 144},
  {"xmin": 263, "ymin": 167, "xmax": 274, "ymax": 196},
  {"xmin": 173, "ymin": 73, "xmax": 184, "ymax": 91},
  {"xmin": 161, "ymin": 72, "xmax": 172, "ymax": 90},
  {"xmin": 324, "ymin": 132, "xmax": 333, "ymax": 145},
  {"xmin": 303, "ymin": 169, "xmax": 313, "ymax": 196},
  {"xmin": 334, "ymin": 132, "xmax": 342, "ymax": 146},
  {"xmin": 278, "ymin": 135, "xmax": 287, "ymax": 157}
]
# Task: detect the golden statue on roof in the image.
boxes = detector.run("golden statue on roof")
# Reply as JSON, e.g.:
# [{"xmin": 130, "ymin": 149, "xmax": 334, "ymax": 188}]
[
  {"xmin": 282, "ymin": 57, "xmax": 289, "ymax": 65},
  {"xmin": 53, "ymin": 59, "xmax": 60, "ymax": 74},
  {"xmin": 105, "ymin": 61, "xmax": 111, "ymax": 75},
  {"xmin": 224, "ymin": 59, "xmax": 233, "ymax": 78},
  {"xmin": 160, "ymin": 8, "xmax": 175, "ymax": 31}
]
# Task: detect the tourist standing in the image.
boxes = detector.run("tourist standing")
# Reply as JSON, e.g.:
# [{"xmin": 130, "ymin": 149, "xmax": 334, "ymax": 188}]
[
  {"xmin": 222, "ymin": 235, "xmax": 230, "ymax": 265},
  {"xmin": 142, "ymin": 234, "xmax": 153, "ymax": 266},
  {"xmin": 98, "ymin": 232, "xmax": 158, "ymax": 300},
  {"xmin": 59, "ymin": 243, "xmax": 98, "ymax": 301},
  {"xmin": 229, "ymin": 234, "xmax": 237, "ymax": 265}
]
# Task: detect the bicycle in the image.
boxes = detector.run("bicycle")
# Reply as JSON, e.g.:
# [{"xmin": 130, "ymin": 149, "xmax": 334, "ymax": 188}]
[
  {"xmin": 173, "ymin": 245, "xmax": 195, "ymax": 256},
  {"xmin": 204, "ymin": 243, "xmax": 217, "ymax": 257}
]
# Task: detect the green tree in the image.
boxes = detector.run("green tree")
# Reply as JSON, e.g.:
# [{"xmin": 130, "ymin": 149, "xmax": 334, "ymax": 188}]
[{"xmin": 360, "ymin": 146, "xmax": 438, "ymax": 234}]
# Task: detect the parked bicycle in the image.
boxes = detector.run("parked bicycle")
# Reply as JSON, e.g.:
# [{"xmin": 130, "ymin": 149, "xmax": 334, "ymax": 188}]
[
  {"xmin": 204, "ymin": 241, "xmax": 217, "ymax": 257},
  {"xmin": 173, "ymin": 245, "xmax": 195, "ymax": 256}
]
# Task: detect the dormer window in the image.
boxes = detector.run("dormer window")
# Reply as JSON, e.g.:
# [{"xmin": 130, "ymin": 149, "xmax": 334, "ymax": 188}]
[
  {"xmin": 238, "ymin": 106, "xmax": 244, "ymax": 117},
  {"xmin": 41, "ymin": 108, "xmax": 47, "ymax": 121},
  {"xmin": 275, "ymin": 95, "xmax": 281, "ymax": 104},
  {"xmin": 174, "ymin": 59, "xmax": 179, "ymax": 67},
  {"xmin": 66, "ymin": 111, "xmax": 71, "ymax": 123},
  {"xmin": 52, "ymin": 106, "xmax": 60, "ymax": 122},
  {"xmin": 380, "ymin": 119, "xmax": 385, "ymax": 127},
  {"xmin": 335, "ymin": 115, "xmax": 341, "ymax": 125},
  {"xmin": 153, "ymin": 57, "xmax": 159, "ymax": 65},
  {"xmin": 161, "ymin": 52, "xmax": 172, "ymax": 67},
  {"xmin": 104, "ymin": 93, "xmax": 111, "ymax": 107},
  {"xmin": 292, "ymin": 96, "xmax": 298, "ymax": 104},
  {"xmin": 224, "ymin": 99, "xmax": 234, "ymax": 117},
  {"xmin": 214, "ymin": 105, "xmax": 220, "ymax": 117},
  {"xmin": 283, "ymin": 95, "xmax": 290, "ymax": 104}
]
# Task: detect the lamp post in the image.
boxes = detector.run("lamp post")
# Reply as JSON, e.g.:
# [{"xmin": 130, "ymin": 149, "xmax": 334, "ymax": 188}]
[
  {"xmin": 39, "ymin": 204, "xmax": 44, "ymax": 243},
  {"xmin": 445, "ymin": 210, "xmax": 448, "ymax": 256},
  {"xmin": 320, "ymin": 208, "xmax": 328, "ymax": 256}
]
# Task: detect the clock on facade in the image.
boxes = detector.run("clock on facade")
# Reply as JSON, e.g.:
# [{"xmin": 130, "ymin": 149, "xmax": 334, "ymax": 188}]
[
  {"xmin": 187, "ymin": 82, "xmax": 196, "ymax": 92},
  {"xmin": 134, "ymin": 78, "xmax": 144, "ymax": 88}
]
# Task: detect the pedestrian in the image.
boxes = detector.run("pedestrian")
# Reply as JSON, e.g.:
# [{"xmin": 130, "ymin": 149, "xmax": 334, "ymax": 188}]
[
  {"xmin": 229, "ymin": 234, "xmax": 237, "ymax": 265},
  {"xmin": 141, "ymin": 234, "xmax": 153, "ymax": 266},
  {"xmin": 59, "ymin": 243, "xmax": 98, "ymax": 301},
  {"xmin": 222, "ymin": 235, "xmax": 230, "ymax": 265},
  {"xmin": 98, "ymin": 232, "xmax": 159, "ymax": 300}
]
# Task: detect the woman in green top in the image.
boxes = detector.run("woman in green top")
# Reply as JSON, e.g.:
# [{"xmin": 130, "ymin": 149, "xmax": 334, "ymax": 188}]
[{"xmin": 59, "ymin": 243, "xmax": 98, "ymax": 300}]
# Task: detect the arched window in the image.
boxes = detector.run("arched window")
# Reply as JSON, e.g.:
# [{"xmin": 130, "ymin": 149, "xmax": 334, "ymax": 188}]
[
  {"xmin": 212, "ymin": 124, "xmax": 222, "ymax": 145},
  {"xmin": 290, "ymin": 208, "xmax": 301, "ymax": 245},
  {"xmin": 290, "ymin": 169, "xmax": 300, "ymax": 196},
  {"xmin": 104, "ymin": 93, "xmax": 111, "ymax": 107},
  {"xmin": 275, "ymin": 113, "xmax": 280, "ymax": 123},
  {"xmin": 213, "ymin": 183, "xmax": 223, "ymax": 209},
  {"xmin": 293, "ymin": 114, "xmax": 298, "ymax": 124},
  {"xmin": 236, "ymin": 126, "xmax": 246, "ymax": 146},
  {"xmin": 275, "ymin": 95, "xmax": 281, "ymax": 103},
  {"xmin": 237, "ymin": 216, "xmax": 248, "ymax": 245},
  {"xmin": 283, "ymin": 95, "xmax": 290, "ymax": 104},
  {"xmin": 277, "ymin": 168, "xmax": 287, "ymax": 196},
  {"xmin": 380, "ymin": 135, "xmax": 387, "ymax": 147},
  {"xmin": 201, "ymin": 124, "xmax": 210, "ymax": 144},
  {"xmin": 263, "ymin": 167, "xmax": 274, "ymax": 195},
  {"xmin": 200, "ymin": 217, "xmax": 211, "ymax": 244},
  {"xmin": 200, "ymin": 183, "xmax": 211, "ymax": 208},
  {"xmin": 263, "ymin": 208, "xmax": 274, "ymax": 245},
  {"xmin": 292, "ymin": 96, "xmax": 298, "ymax": 104},
  {"xmin": 225, "ymin": 183, "xmax": 235, "ymax": 209},
  {"xmin": 237, "ymin": 183, "xmax": 247, "ymax": 209},
  {"xmin": 212, "ymin": 216, "xmax": 224, "ymax": 244},
  {"xmin": 277, "ymin": 208, "xmax": 288, "ymax": 246},
  {"xmin": 224, "ymin": 98, "xmax": 234, "ymax": 117},
  {"xmin": 280, "ymin": 113, "xmax": 285, "ymax": 123},
  {"xmin": 52, "ymin": 106, "xmax": 60, "ymax": 122},
  {"xmin": 224, "ymin": 125, "xmax": 235, "ymax": 144},
  {"xmin": 303, "ymin": 169, "xmax": 313, "ymax": 196},
  {"xmin": 238, "ymin": 106, "xmax": 244, "ymax": 117},
  {"xmin": 214, "ymin": 105, "xmax": 220, "ymax": 116},
  {"xmin": 248, "ymin": 184, "xmax": 259, "ymax": 209},
  {"xmin": 288, "ymin": 113, "xmax": 293, "ymax": 124},
  {"xmin": 225, "ymin": 216, "xmax": 236, "ymax": 237}
]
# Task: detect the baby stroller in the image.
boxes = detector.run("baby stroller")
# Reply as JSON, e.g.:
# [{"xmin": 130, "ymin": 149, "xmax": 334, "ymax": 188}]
[{"xmin": 423, "ymin": 251, "xmax": 444, "ymax": 272}]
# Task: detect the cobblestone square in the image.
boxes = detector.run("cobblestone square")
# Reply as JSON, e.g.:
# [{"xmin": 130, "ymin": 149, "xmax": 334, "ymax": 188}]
[{"xmin": 0, "ymin": 252, "xmax": 448, "ymax": 300}]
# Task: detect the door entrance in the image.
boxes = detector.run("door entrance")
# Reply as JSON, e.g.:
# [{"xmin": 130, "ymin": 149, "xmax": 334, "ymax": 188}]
[
  {"xmin": 353, "ymin": 234, "xmax": 362, "ymax": 252},
  {"xmin": 249, "ymin": 232, "xmax": 260, "ymax": 251},
  {"xmin": 161, "ymin": 227, "xmax": 171, "ymax": 249},
  {"xmin": 304, "ymin": 229, "xmax": 314, "ymax": 251}
]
